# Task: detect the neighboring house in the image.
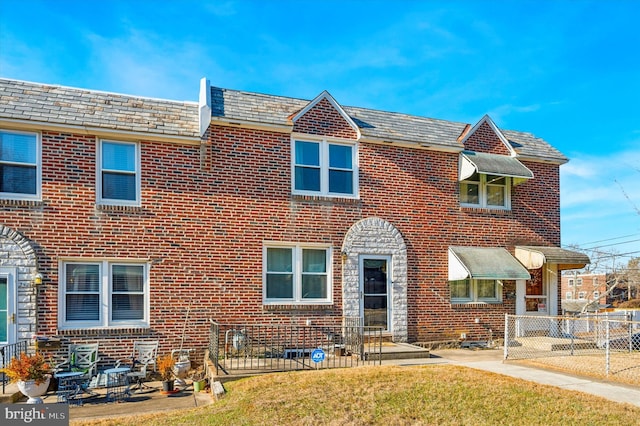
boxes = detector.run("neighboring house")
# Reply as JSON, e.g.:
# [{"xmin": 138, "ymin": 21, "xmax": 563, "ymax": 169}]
[
  {"xmin": 561, "ymin": 273, "xmax": 608, "ymax": 307},
  {"xmin": 0, "ymin": 78, "xmax": 589, "ymax": 363}
]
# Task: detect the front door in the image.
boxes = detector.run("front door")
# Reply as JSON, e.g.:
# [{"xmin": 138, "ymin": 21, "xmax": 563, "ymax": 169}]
[
  {"xmin": 360, "ymin": 256, "xmax": 391, "ymax": 331},
  {"xmin": 524, "ymin": 268, "xmax": 548, "ymax": 315},
  {"xmin": 0, "ymin": 268, "xmax": 17, "ymax": 345}
]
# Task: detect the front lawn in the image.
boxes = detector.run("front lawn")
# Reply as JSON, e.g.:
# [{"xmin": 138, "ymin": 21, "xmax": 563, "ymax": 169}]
[{"xmin": 73, "ymin": 365, "xmax": 640, "ymax": 425}]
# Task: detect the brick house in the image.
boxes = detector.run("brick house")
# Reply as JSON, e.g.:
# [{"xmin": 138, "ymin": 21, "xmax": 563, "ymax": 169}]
[
  {"xmin": 0, "ymin": 77, "xmax": 589, "ymax": 364},
  {"xmin": 561, "ymin": 273, "xmax": 608, "ymax": 308}
]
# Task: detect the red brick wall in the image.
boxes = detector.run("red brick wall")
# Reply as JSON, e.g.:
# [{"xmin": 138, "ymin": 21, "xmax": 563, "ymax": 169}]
[
  {"xmin": 463, "ymin": 121, "xmax": 512, "ymax": 155},
  {"xmin": 293, "ymin": 98, "xmax": 358, "ymax": 139},
  {"xmin": 0, "ymin": 111, "xmax": 562, "ymax": 361}
]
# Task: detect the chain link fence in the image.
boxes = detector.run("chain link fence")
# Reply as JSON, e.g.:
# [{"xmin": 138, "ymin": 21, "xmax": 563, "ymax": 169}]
[{"xmin": 504, "ymin": 313, "xmax": 640, "ymax": 386}]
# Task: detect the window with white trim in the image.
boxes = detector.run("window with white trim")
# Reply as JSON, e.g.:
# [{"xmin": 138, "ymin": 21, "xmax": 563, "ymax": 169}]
[
  {"xmin": 450, "ymin": 278, "xmax": 502, "ymax": 303},
  {"xmin": 568, "ymin": 278, "xmax": 574, "ymax": 287},
  {"xmin": 263, "ymin": 243, "xmax": 332, "ymax": 304},
  {"xmin": 460, "ymin": 173, "xmax": 511, "ymax": 209},
  {"xmin": 576, "ymin": 278, "xmax": 583, "ymax": 287},
  {"xmin": 59, "ymin": 260, "xmax": 149, "ymax": 328},
  {"xmin": 578, "ymin": 291, "xmax": 586, "ymax": 300},
  {"xmin": 565, "ymin": 292, "xmax": 572, "ymax": 299},
  {"xmin": 98, "ymin": 140, "xmax": 140, "ymax": 205},
  {"xmin": 593, "ymin": 291, "xmax": 600, "ymax": 299},
  {"xmin": 0, "ymin": 129, "xmax": 41, "ymax": 200},
  {"xmin": 292, "ymin": 138, "xmax": 356, "ymax": 197}
]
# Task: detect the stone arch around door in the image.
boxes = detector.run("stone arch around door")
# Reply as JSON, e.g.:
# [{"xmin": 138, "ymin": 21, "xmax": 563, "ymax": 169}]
[
  {"xmin": 0, "ymin": 224, "xmax": 39, "ymax": 343},
  {"xmin": 342, "ymin": 217, "xmax": 408, "ymax": 342}
]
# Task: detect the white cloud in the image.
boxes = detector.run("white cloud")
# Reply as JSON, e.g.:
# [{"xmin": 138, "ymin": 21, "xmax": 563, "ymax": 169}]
[
  {"xmin": 561, "ymin": 148, "xmax": 640, "ymax": 253},
  {"xmin": 81, "ymin": 28, "xmax": 222, "ymax": 101}
]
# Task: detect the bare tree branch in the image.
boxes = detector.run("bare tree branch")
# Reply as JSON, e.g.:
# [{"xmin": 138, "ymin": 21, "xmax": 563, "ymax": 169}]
[{"xmin": 615, "ymin": 179, "xmax": 640, "ymax": 215}]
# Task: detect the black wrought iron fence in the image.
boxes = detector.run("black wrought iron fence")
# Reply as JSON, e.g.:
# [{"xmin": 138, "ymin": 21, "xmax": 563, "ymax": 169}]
[
  {"xmin": 1, "ymin": 340, "xmax": 29, "ymax": 393},
  {"xmin": 208, "ymin": 318, "xmax": 382, "ymax": 375}
]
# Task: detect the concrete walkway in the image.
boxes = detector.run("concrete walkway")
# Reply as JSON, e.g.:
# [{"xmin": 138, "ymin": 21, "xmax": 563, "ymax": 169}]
[{"xmin": 392, "ymin": 348, "xmax": 640, "ymax": 408}]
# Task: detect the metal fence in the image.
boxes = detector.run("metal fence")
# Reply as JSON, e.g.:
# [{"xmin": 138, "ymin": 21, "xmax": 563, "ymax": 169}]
[
  {"xmin": 208, "ymin": 318, "xmax": 382, "ymax": 375},
  {"xmin": 1, "ymin": 340, "xmax": 29, "ymax": 393},
  {"xmin": 504, "ymin": 313, "xmax": 640, "ymax": 386}
]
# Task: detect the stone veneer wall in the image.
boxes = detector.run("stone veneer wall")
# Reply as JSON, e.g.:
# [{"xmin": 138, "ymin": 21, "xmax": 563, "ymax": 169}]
[
  {"xmin": 342, "ymin": 217, "xmax": 408, "ymax": 342},
  {"xmin": 0, "ymin": 224, "xmax": 38, "ymax": 343}
]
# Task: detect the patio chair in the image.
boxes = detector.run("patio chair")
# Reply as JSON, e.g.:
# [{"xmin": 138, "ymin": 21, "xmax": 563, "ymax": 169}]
[
  {"xmin": 117, "ymin": 340, "xmax": 158, "ymax": 393},
  {"xmin": 54, "ymin": 343, "xmax": 100, "ymax": 404},
  {"xmin": 54, "ymin": 343, "xmax": 100, "ymax": 380}
]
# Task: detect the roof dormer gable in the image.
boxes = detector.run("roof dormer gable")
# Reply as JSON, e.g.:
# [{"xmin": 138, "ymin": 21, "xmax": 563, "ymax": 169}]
[
  {"xmin": 291, "ymin": 91, "xmax": 361, "ymax": 140},
  {"xmin": 460, "ymin": 115, "xmax": 515, "ymax": 156}
]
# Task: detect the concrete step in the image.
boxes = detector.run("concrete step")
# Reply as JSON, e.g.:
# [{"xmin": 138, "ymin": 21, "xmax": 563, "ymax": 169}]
[
  {"xmin": 0, "ymin": 382, "xmax": 24, "ymax": 403},
  {"xmin": 364, "ymin": 343, "xmax": 431, "ymax": 361}
]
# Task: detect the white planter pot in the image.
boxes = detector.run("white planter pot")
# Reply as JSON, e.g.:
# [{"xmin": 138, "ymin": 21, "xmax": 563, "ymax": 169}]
[{"xmin": 17, "ymin": 376, "xmax": 51, "ymax": 404}]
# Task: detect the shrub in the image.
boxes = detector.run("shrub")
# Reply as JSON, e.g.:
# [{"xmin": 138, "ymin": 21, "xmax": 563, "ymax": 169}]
[
  {"xmin": 0, "ymin": 352, "xmax": 51, "ymax": 384},
  {"xmin": 157, "ymin": 354, "xmax": 174, "ymax": 381},
  {"xmin": 617, "ymin": 299, "xmax": 640, "ymax": 308}
]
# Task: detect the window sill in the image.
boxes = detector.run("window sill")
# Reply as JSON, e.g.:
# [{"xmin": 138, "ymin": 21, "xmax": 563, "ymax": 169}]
[
  {"xmin": 263, "ymin": 304, "xmax": 333, "ymax": 312},
  {"xmin": 451, "ymin": 302, "xmax": 503, "ymax": 308},
  {"xmin": 58, "ymin": 327, "xmax": 151, "ymax": 336},
  {"xmin": 96, "ymin": 204, "xmax": 144, "ymax": 212},
  {"xmin": 292, "ymin": 194, "xmax": 360, "ymax": 204},
  {"xmin": 0, "ymin": 198, "xmax": 44, "ymax": 207},
  {"xmin": 460, "ymin": 207, "xmax": 512, "ymax": 215}
]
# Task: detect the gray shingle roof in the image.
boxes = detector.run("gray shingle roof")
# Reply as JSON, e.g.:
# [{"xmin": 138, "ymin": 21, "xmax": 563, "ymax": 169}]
[
  {"xmin": 0, "ymin": 78, "xmax": 566, "ymax": 162},
  {"xmin": 210, "ymin": 86, "xmax": 567, "ymax": 163},
  {"xmin": 0, "ymin": 79, "xmax": 199, "ymax": 139}
]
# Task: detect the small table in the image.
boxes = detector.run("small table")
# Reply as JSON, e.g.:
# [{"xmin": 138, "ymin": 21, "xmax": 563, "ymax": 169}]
[
  {"xmin": 55, "ymin": 371, "xmax": 85, "ymax": 405},
  {"xmin": 104, "ymin": 367, "xmax": 130, "ymax": 402}
]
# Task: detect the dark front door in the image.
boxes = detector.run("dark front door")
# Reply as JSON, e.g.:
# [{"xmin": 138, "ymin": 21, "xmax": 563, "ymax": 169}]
[{"xmin": 361, "ymin": 257, "xmax": 390, "ymax": 331}]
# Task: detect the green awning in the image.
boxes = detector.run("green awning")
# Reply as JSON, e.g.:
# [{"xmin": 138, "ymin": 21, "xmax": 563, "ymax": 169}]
[
  {"xmin": 448, "ymin": 246, "xmax": 531, "ymax": 281},
  {"xmin": 515, "ymin": 246, "xmax": 590, "ymax": 270},
  {"xmin": 459, "ymin": 151, "xmax": 534, "ymax": 185}
]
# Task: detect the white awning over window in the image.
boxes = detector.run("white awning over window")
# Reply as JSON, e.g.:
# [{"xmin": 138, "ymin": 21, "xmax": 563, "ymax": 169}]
[
  {"xmin": 459, "ymin": 151, "xmax": 534, "ymax": 185},
  {"xmin": 448, "ymin": 246, "xmax": 531, "ymax": 281},
  {"xmin": 515, "ymin": 246, "xmax": 590, "ymax": 270}
]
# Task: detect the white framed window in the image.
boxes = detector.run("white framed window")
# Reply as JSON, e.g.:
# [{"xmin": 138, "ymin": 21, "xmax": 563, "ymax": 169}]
[
  {"xmin": 0, "ymin": 129, "xmax": 41, "ymax": 200},
  {"xmin": 263, "ymin": 243, "xmax": 332, "ymax": 304},
  {"xmin": 460, "ymin": 173, "xmax": 511, "ymax": 209},
  {"xmin": 450, "ymin": 278, "xmax": 502, "ymax": 303},
  {"xmin": 576, "ymin": 278, "xmax": 583, "ymax": 287},
  {"xmin": 568, "ymin": 278, "xmax": 574, "ymax": 287},
  {"xmin": 565, "ymin": 292, "xmax": 572, "ymax": 299},
  {"xmin": 58, "ymin": 260, "xmax": 149, "ymax": 329},
  {"xmin": 578, "ymin": 291, "xmax": 586, "ymax": 300},
  {"xmin": 97, "ymin": 140, "xmax": 140, "ymax": 205},
  {"xmin": 593, "ymin": 291, "xmax": 600, "ymax": 299},
  {"xmin": 292, "ymin": 138, "xmax": 357, "ymax": 197}
]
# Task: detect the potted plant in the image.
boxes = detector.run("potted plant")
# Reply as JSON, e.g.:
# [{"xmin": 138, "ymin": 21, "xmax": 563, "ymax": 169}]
[
  {"xmin": 157, "ymin": 353, "xmax": 175, "ymax": 393},
  {"xmin": 1, "ymin": 352, "xmax": 52, "ymax": 403}
]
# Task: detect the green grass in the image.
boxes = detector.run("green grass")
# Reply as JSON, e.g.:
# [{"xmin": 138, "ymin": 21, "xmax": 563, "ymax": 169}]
[{"xmin": 73, "ymin": 365, "xmax": 640, "ymax": 426}]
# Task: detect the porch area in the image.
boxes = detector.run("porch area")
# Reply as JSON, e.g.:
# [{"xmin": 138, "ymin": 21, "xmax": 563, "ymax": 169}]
[{"xmin": 206, "ymin": 318, "xmax": 430, "ymax": 379}]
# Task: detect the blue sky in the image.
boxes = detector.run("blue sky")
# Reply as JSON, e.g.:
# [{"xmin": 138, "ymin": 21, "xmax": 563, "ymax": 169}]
[{"xmin": 1, "ymin": 0, "xmax": 639, "ymax": 269}]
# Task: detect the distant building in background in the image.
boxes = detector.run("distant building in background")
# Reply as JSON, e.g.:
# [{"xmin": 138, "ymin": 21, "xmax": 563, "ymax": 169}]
[{"xmin": 561, "ymin": 273, "xmax": 607, "ymax": 305}]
